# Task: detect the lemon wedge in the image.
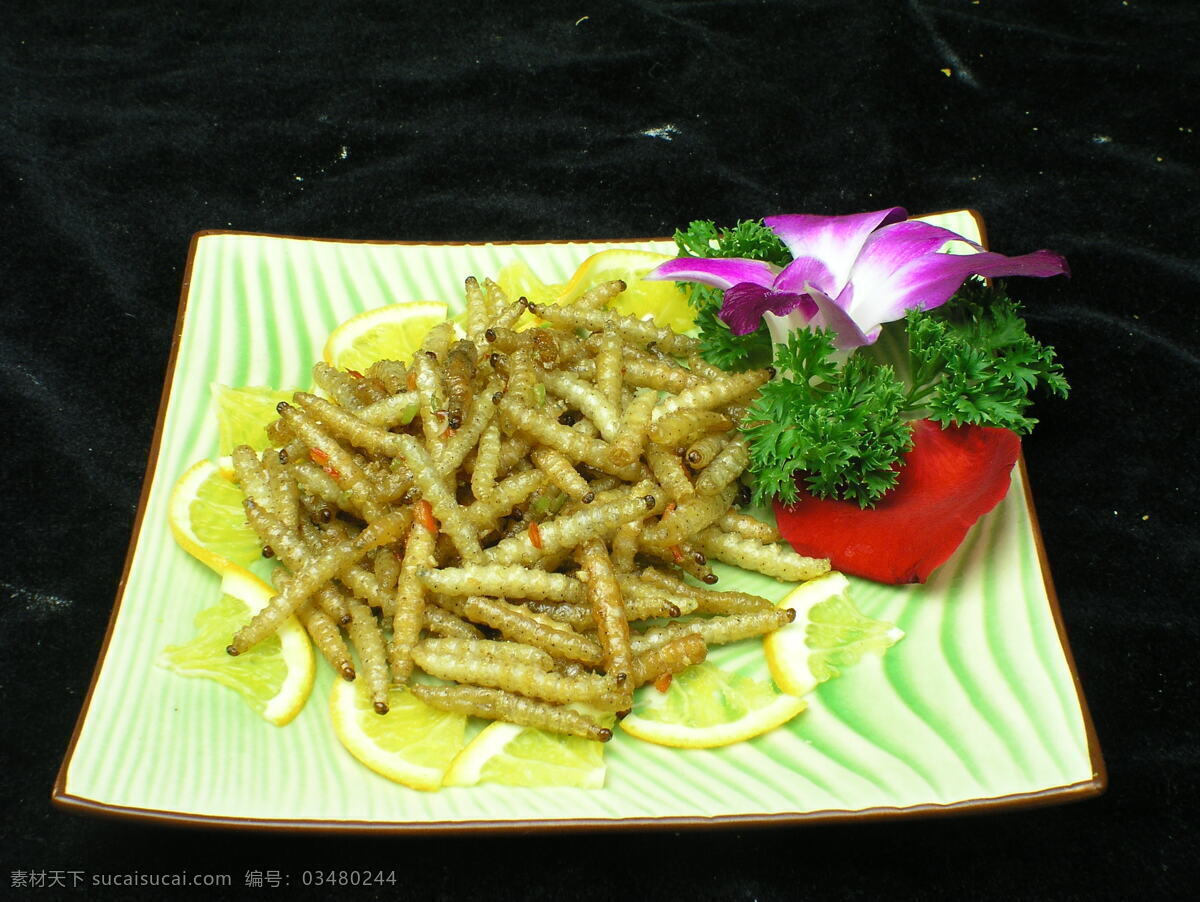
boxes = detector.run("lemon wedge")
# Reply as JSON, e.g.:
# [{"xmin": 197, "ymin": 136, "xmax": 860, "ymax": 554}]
[
  {"xmin": 444, "ymin": 719, "xmax": 608, "ymax": 789},
  {"xmin": 763, "ymin": 571, "xmax": 905, "ymax": 697},
  {"xmin": 619, "ymin": 662, "xmax": 806, "ymax": 749},
  {"xmin": 329, "ymin": 681, "xmax": 468, "ymax": 792},
  {"xmin": 557, "ymin": 248, "xmax": 695, "ymax": 333},
  {"xmin": 322, "ymin": 301, "xmax": 449, "ymax": 372},
  {"xmin": 168, "ymin": 459, "xmax": 262, "ymax": 575},
  {"xmin": 158, "ymin": 567, "xmax": 314, "ymax": 726},
  {"xmin": 212, "ymin": 383, "xmax": 292, "ymax": 457}
]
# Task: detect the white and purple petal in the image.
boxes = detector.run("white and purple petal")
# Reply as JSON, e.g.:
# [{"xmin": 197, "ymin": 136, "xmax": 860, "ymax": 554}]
[
  {"xmin": 719, "ymin": 283, "xmax": 815, "ymax": 336},
  {"xmin": 644, "ymin": 257, "xmax": 779, "ymax": 291},
  {"xmin": 766, "ymin": 208, "xmax": 907, "ymax": 299}
]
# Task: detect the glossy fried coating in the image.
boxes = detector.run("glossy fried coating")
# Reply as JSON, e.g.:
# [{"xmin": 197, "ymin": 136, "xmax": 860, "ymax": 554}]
[
  {"xmin": 418, "ymin": 563, "xmax": 587, "ymax": 604},
  {"xmin": 578, "ymin": 538, "xmax": 633, "ymax": 685},
  {"xmin": 409, "ymin": 684, "xmax": 612, "ymax": 741},
  {"xmin": 694, "ymin": 526, "xmax": 830, "ymax": 582}
]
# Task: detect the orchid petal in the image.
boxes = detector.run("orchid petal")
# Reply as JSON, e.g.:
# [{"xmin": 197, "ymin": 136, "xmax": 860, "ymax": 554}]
[
  {"xmin": 803, "ymin": 284, "xmax": 874, "ymax": 349},
  {"xmin": 767, "ymin": 208, "xmax": 907, "ymax": 298},
  {"xmin": 719, "ymin": 284, "xmax": 813, "ymax": 335},
  {"xmin": 644, "ymin": 257, "xmax": 779, "ymax": 291}
]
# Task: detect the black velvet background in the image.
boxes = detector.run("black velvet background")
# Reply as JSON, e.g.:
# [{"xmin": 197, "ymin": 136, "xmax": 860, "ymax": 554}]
[{"xmin": 3, "ymin": 1, "xmax": 1197, "ymax": 898}]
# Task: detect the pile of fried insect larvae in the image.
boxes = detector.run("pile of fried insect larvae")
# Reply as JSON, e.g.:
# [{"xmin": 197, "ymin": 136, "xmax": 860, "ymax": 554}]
[{"xmin": 227, "ymin": 276, "xmax": 830, "ymax": 742}]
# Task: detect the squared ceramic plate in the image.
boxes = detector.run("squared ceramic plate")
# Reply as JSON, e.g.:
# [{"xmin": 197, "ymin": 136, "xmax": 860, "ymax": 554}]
[{"xmin": 54, "ymin": 211, "xmax": 1105, "ymax": 832}]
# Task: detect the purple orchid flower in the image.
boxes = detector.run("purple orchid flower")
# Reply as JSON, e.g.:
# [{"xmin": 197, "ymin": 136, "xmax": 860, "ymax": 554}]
[{"xmin": 647, "ymin": 208, "xmax": 1069, "ymax": 350}]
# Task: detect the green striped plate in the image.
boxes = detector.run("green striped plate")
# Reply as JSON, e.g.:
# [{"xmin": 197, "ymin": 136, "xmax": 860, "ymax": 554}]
[{"xmin": 54, "ymin": 213, "xmax": 1104, "ymax": 831}]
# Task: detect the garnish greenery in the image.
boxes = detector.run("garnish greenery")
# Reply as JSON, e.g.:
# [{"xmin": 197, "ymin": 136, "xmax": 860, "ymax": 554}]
[
  {"xmin": 672, "ymin": 220, "xmax": 1069, "ymax": 508},
  {"xmin": 672, "ymin": 220, "xmax": 789, "ymax": 371}
]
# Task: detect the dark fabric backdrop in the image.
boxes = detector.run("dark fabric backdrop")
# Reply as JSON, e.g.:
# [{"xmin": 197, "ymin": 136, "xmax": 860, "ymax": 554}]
[{"xmin": 3, "ymin": 1, "xmax": 1196, "ymax": 899}]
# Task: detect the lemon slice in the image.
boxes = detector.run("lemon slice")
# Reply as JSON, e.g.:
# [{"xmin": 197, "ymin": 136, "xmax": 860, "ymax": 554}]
[
  {"xmin": 557, "ymin": 248, "xmax": 696, "ymax": 333},
  {"xmin": 169, "ymin": 459, "xmax": 262, "ymax": 574},
  {"xmin": 322, "ymin": 301, "xmax": 449, "ymax": 372},
  {"xmin": 763, "ymin": 571, "xmax": 905, "ymax": 697},
  {"xmin": 158, "ymin": 567, "xmax": 314, "ymax": 726},
  {"xmin": 495, "ymin": 260, "xmax": 564, "ymax": 306},
  {"xmin": 212, "ymin": 383, "xmax": 292, "ymax": 456},
  {"xmin": 444, "ymin": 720, "xmax": 608, "ymax": 789},
  {"xmin": 330, "ymin": 680, "xmax": 468, "ymax": 792},
  {"xmin": 619, "ymin": 662, "xmax": 806, "ymax": 749}
]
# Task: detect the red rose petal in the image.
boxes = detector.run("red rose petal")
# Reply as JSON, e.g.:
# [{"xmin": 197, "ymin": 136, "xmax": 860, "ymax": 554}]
[{"xmin": 773, "ymin": 420, "xmax": 1021, "ymax": 584}]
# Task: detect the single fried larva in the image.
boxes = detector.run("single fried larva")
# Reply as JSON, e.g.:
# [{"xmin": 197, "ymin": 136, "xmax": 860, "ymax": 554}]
[
  {"xmin": 651, "ymin": 366, "xmax": 772, "ymax": 424},
  {"xmin": 286, "ymin": 458, "xmax": 344, "ymax": 509},
  {"xmin": 418, "ymin": 564, "xmax": 586, "ymax": 604},
  {"xmin": 637, "ymin": 539, "xmax": 717, "ymax": 584},
  {"xmin": 570, "ymin": 278, "xmax": 626, "ymax": 310},
  {"xmin": 411, "ymin": 350, "xmax": 449, "ymax": 455},
  {"xmin": 454, "ymin": 596, "xmax": 605, "ymax": 667},
  {"xmin": 410, "ymin": 684, "xmax": 613, "ymax": 741},
  {"xmin": 694, "ymin": 434, "xmax": 749, "ymax": 497},
  {"xmin": 419, "ymin": 320, "xmax": 456, "ymax": 360},
  {"xmin": 464, "ymin": 276, "xmax": 488, "ymax": 345},
  {"xmin": 231, "ymin": 444, "xmax": 272, "ymax": 510},
  {"xmin": 531, "ymin": 446, "xmax": 593, "ymax": 502},
  {"xmin": 525, "ymin": 588, "xmax": 684, "ymax": 630},
  {"xmin": 492, "ymin": 295, "xmax": 529, "ymax": 331},
  {"xmin": 423, "ymin": 603, "xmax": 484, "ymax": 639},
  {"xmin": 414, "ymin": 637, "xmax": 555, "ymax": 672},
  {"xmin": 470, "ymin": 421, "xmax": 503, "ymax": 502},
  {"xmin": 392, "ymin": 433, "xmax": 483, "ymax": 562},
  {"xmin": 715, "ymin": 509, "xmax": 782, "ymax": 544},
  {"xmin": 630, "ymin": 608, "xmax": 796, "ymax": 655},
  {"xmin": 635, "ymin": 566, "xmax": 773, "ymax": 615},
  {"xmin": 373, "ymin": 546, "xmax": 400, "ymax": 595},
  {"xmin": 609, "ymin": 519, "xmax": 642, "ymax": 572},
  {"xmin": 262, "ymin": 448, "xmax": 301, "ymax": 532},
  {"xmin": 604, "ymin": 388, "xmax": 658, "ymax": 468},
  {"xmin": 411, "ymin": 639, "xmax": 625, "ymax": 709},
  {"xmin": 644, "ymin": 443, "xmax": 695, "ymax": 502},
  {"xmin": 354, "ymin": 392, "xmax": 420, "ymax": 429},
  {"xmin": 481, "ymin": 277, "xmax": 508, "ymax": 320},
  {"xmin": 684, "ymin": 433, "xmax": 728, "ymax": 470},
  {"xmin": 627, "ymin": 633, "xmax": 707, "ymax": 689},
  {"xmin": 364, "ymin": 359, "xmax": 409, "ymax": 396},
  {"xmin": 694, "ymin": 526, "xmax": 830, "ymax": 582},
  {"xmin": 594, "ymin": 329, "xmax": 623, "ymax": 409},
  {"xmin": 496, "ymin": 396, "xmax": 640, "ymax": 481},
  {"xmin": 244, "ymin": 500, "xmax": 350, "ymax": 623},
  {"xmin": 436, "ymin": 376, "xmax": 503, "ymax": 477},
  {"xmin": 577, "ymin": 538, "xmax": 633, "ymax": 685},
  {"xmin": 296, "ymin": 600, "xmax": 356, "ymax": 682},
  {"xmin": 541, "ymin": 370, "xmax": 621, "ymax": 441},
  {"xmin": 648, "ymin": 408, "xmax": 734, "ymax": 447},
  {"xmin": 443, "ymin": 339, "xmax": 479, "ymax": 430},
  {"xmin": 527, "ymin": 303, "xmax": 698, "ymax": 356},
  {"xmin": 464, "ymin": 468, "xmax": 547, "ymax": 531},
  {"xmin": 390, "ymin": 517, "xmax": 437, "ymax": 683},
  {"xmin": 346, "ymin": 600, "xmax": 391, "ymax": 714},
  {"xmin": 481, "ymin": 487, "xmax": 660, "ymax": 566},
  {"xmin": 641, "ymin": 482, "xmax": 737, "ymax": 548}
]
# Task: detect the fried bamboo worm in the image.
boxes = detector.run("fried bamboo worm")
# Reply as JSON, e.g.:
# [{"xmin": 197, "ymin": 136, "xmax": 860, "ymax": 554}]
[
  {"xmin": 228, "ymin": 532, "xmax": 371, "ymax": 654},
  {"xmin": 594, "ymin": 329, "xmax": 623, "ymax": 409},
  {"xmin": 419, "ymin": 320, "xmax": 456, "ymax": 360},
  {"xmin": 684, "ymin": 433, "xmax": 727, "ymax": 470},
  {"xmin": 531, "ymin": 446, "xmax": 593, "ymax": 503},
  {"xmin": 449, "ymin": 596, "xmax": 606, "ymax": 667},
  {"xmin": 481, "ymin": 487, "xmax": 660, "ymax": 566},
  {"xmin": 541, "ymin": 370, "xmax": 621, "ymax": 441},
  {"xmin": 651, "ymin": 366, "xmax": 773, "ymax": 423},
  {"xmin": 635, "ymin": 566, "xmax": 774, "ymax": 615},
  {"xmin": 231, "ymin": 444, "xmax": 272, "ymax": 509},
  {"xmin": 610, "ymin": 519, "xmax": 642, "ymax": 572},
  {"xmin": 627, "ymin": 633, "xmax": 708, "ymax": 688},
  {"xmin": 414, "ymin": 637, "xmax": 555, "ymax": 672},
  {"xmin": 464, "ymin": 276, "xmax": 489, "ymax": 345},
  {"xmin": 409, "ymin": 684, "xmax": 613, "ymax": 742},
  {"xmin": 496, "ymin": 395, "xmax": 640, "ymax": 481},
  {"xmin": 364, "ymin": 358, "xmax": 409, "ymax": 395},
  {"xmin": 694, "ymin": 434, "xmax": 749, "ymax": 497},
  {"xmin": 411, "ymin": 350, "xmax": 448, "ymax": 455},
  {"xmin": 312, "ymin": 361, "xmax": 388, "ymax": 408},
  {"xmin": 346, "ymin": 600, "xmax": 391, "ymax": 714},
  {"xmin": 470, "ymin": 421, "xmax": 503, "ymax": 502},
  {"xmin": 243, "ymin": 499, "xmax": 350, "ymax": 623},
  {"xmin": 715, "ymin": 509, "xmax": 781, "ymax": 544},
  {"xmin": 577, "ymin": 538, "xmax": 633, "ymax": 685},
  {"xmin": 641, "ymin": 482, "xmax": 738, "ymax": 549},
  {"xmin": 392, "ymin": 433, "xmax": 483, "ymax": 562},
  {"xmin": 569, "ymin": 278, "xmax": 626, "ymax": 310},
  {"xmin": 355, "ymin": 392, "xmax": 420, "ymax": 429},
  {"xmin": 604, "ymin": 388, "xmax": 657, "ymax": 468},
  {"xmin": 423, "ymin": 603, "xmax": 483, "ymax": 639},
  {"xmin": 492, "ymin": 295, "xmax": 529, "ymax": 331},
  {"xmin": 436, "ymin": 377, "xmax": 503, "ymax": 477},
  {"xmin": 485, "ymin": 325, "xmax": 561, "ymax": 368},
  {"xmin": 648, "ymin": 409, "xmax": 733, "ymax": 447},
  {"xmin": 630, "ymin": 608, "xmax": 796, "ymax": 655},
  {"xmin": 418, "ymin": 564, "xmax": 586, "ymax": 604},
  {"xmin": 275, "ymin": 402, "xmax": 387, "ymax": 520},
  {"xmin": 638, "ymin": 540, "xmax": 717, "ymax": 584},
  {"xmin": 528, "ymin": 303, "xmax": 698, "ymax": 356},
  {"xmin": 523, "ymin": 589, "xmax": 686, "ymax": 630},
  {"xmin": 464, "ymin": 468, "xmax": 547, "ymax": 530},
  {"xmin": 645, "ymin": 443, "xmax": 695, "ymax": 502},
  {"xmin": 411, "ymin": 639, "xmax": 626, "ymax": 710},
  {"xmin": 443, "ymin": 339, "xmax": 479, "ymax": 430},
  {"xmin": 373, "ymin": 547, "xmax": 400, "ymax": 595},
  {"xmin": 694, "ymin": 526, "xmax": 830, "ymax": 582},
  {"xmin": 296, "ymin": 601, "xmax": 356, "ymax": 681},
  {"xmin": 390, "ymin": 518, "xmax": 437, "ymax": 683}
]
